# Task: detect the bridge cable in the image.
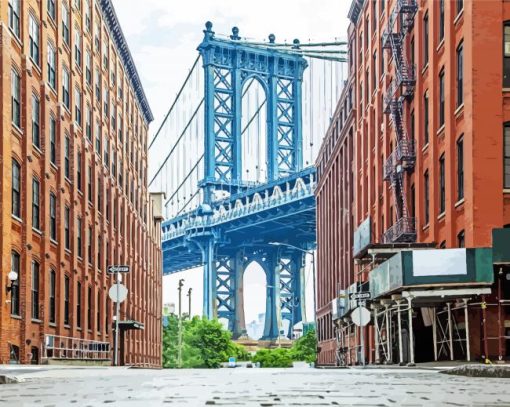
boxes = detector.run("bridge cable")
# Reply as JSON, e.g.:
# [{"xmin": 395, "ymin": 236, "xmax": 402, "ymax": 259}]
[{"xmin": 148, "ymin": 55, "xmax": 200, "ymax": 150}]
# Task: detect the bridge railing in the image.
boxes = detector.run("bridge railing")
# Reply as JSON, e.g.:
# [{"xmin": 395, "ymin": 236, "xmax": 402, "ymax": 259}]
[{"xmin": 162, "ymin": 170, "xmax": 316, "ymax": 241}]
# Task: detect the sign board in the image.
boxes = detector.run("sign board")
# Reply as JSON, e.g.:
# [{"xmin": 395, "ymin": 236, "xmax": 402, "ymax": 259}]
[
  {"xmin": 163, "ymin": 316, "xmax": 169, "ymax": 328},
  {"xmin": 351, "ymin": 306, "xmax": 371, "ymax": 327},
  {"xmin": 108, "ymin": 283, "xmax": 128, "ymax": 303},
  {"xmin": 107, "ymin": 265, "xmax": 130, "ymax": 274},
  {"xmin": 349, "ymin": 292, "xmax": 371, "ymax": 301}
]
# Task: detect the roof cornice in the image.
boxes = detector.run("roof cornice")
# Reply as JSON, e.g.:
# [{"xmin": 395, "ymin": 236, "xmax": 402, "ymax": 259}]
[{"xmin": 100, "ymin": 0, "xmax": 154, "ymax": 123}]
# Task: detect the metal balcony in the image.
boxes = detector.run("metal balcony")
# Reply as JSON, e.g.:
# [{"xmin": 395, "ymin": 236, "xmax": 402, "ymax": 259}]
[
  {"xmin": 396, "ymin": 139, "xmax": 416, "ymax": 168},
  {"xmin": 382, "ymin": 216, "xmax": 416, "ymax": 244},
  {"xmin": 383, "ymin": 151, "xmax": 397, "ymax": 182}
]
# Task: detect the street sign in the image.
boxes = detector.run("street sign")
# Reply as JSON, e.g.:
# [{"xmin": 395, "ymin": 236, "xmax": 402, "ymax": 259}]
[
  {"xmin": 107, "ymin": 265, "xmax": 130, "ymax": 274},
  {"xmin": 349, "ymin": 292, "xmax": 371, "ymax": 301},
  {"xmin": 351, "ymin": 306, "xmax": 371, "ymax": 327},
  {"xmin": 108, "ymin": 283, "xmax": 128, "ymax": 303}
]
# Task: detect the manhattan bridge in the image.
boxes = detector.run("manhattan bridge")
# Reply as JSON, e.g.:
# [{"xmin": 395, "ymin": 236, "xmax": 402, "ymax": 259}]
[{"xmin": 149, "ymin": 22, "xmax": 347, "ymax": 340}]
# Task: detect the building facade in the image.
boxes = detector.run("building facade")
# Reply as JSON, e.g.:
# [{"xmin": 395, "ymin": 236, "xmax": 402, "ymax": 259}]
[
  {"xmin": 315, "ymin": 73, "xmax": 356, "ymax": 366},
  {"xmin": 316, "ymin": 0, "xmax": 510, "ymax": 365},
  {"xmin": 0, "ymin": 0, "xmax": 162, "ymax": 366}
]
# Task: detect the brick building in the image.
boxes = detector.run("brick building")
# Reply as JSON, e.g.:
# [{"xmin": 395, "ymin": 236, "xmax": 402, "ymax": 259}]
[
  {"xmin": 316, "ymin": 0, "xmax": 510, "ymax": 366},
  {"xmin": 0, "ymin": 0, "xmax": 162, "ymax": 366}
]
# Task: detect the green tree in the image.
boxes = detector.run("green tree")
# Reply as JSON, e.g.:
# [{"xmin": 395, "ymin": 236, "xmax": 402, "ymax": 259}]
[
  {"xmin": 252, "ymin": 348, "xmax": 293, "ymax": 368},
  {"xmin": 290, "ymin": 329, "xmax": 317, "ymax": 363}
]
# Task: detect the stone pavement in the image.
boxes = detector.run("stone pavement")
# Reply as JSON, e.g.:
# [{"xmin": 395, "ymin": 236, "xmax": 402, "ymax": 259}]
[{"xmin": 0, "ymin": 365, "xmax": 509, "ymax": 406}]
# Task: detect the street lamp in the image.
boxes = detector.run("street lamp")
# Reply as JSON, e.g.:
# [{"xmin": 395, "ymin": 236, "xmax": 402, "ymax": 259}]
[
  {"xmin": 268, "ymin": 242, "xmax": 316, "ymax": 326},
  {"xmin": 6, "ymin": 270, "xmax": 18, "ymax": 294},
  {"xmin": 177, "ymin": 279, "xmax": 184, "ymax": 368}
]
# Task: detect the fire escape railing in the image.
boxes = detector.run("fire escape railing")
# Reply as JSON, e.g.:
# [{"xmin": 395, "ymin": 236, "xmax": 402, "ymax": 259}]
[{"xmin": 381, "ymin": 0, "xmax": 418, "ymax": 244}]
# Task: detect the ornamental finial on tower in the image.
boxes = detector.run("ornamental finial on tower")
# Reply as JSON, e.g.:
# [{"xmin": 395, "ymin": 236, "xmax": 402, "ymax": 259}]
[
  {"xmin": 230, "ymin": 26, "xmax": 240, "ymax": 40},
  {"xmin": 292, "ymin": 38, "xmax": 301, "ymax": 49},
  {"xmin": 204, "ymin": 21, "xmax": 214, "ymax": 39},
  {"xmin": 268, "ymin": 34, "xmax": 276, "ymax": 44}
]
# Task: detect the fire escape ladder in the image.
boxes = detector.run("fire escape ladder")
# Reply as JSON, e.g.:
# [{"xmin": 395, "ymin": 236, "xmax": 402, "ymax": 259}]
[{"xmin": 382, "ymin": 0, "xmax": 418, "ymax": 244}]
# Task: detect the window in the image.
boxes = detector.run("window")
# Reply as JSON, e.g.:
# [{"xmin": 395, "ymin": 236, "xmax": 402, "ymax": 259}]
[
  {"xmin": 88, "ymin": 226, "xmax": 92, "ymax": 263},
  {"xmin": 97, "ymin": 294, "xmax": 101, "ymax": 332},
  {"xmin": 77, "ymin": 217, "xmax": 82, "ymax": 258},
  {"xmin": 47, "ymin": 43, "xmax": 56, "ymax": 89},
  {"xmin": 32, "ymin": 177, "xmax": 40, "ymax": 230},
  {"xmin": 457, "ymin": 137, "xmax": 464, "ymax": 200},
  {"xmin": 439, "ymin": 0, "xmax": 445, "ymax": 42},
  {"xmin": 64, "ymin": 135, "xmax": 71, "ymax": 179},
  {"xmin": 87, "ymin": 286, "xmax": 92, "ymax": 330},
  {"xmin": 439, "ymin": 155, "xmax": 446, "ymax": 214},
  {"xmin": 411, "ymin": 184, "xmax": 416, "ymax": 218},
  {"xmin": 62, "ymin": 4, "xmax": 70, "ymax": 45},
  {"xmin": 456, "ymin": 42, "xmax": 464, "ymax": 107},
  {"xmin": 439, "ymin": 69, "xmax": 445, "ymax": 127},
  {"xmin": 97, "ymin": 177, "xmax": 102, "ymax": 212},
  {"xmin": 423, "ymin": 13, "xmax": 429, "ymax": 66},
  {"xmin": 458, "ymin": 230, "xmax": 465, "ymax": 248},
  {"xmin": 88, "ymin": 165, "xmax": 92, "ymax": 203},
  {"xmin": 8, "ymin": 0, "xmax": 20, "ymax": 38},
  {"xmin": 74, "ymin": 0, "xmax": 81, "ymax": 11},
  {"xmin": 95, "ymin": 122, "xmax": 101, "ymax": 153},
  {"xmin": 505, "ymin": 123, "xmax": 510, "ymax": 188},
  {"xmin": 11, "ymin": 69, "xmax": 21, "ymax": 128},
  {"xmin": 50, "ymin": 192, "xmax": 57, "ymax": 240},
  {"xmin": 75, "ymin": 28, "xmax": 82, "ymax": 67},
  {"xmin": 31, "ymin": 261, "xmax": 40, "ymax": 319},
  {"xmin": 372, "ymin": 51, "xmax": 377, "ymax": 90},
  {"xmin": 77, "ymin": 282, "xmax": 82, "ymax": 329},
  {"xmin": 47, "ymin": 0, "xmax": 56, "ymax": 20},
  {"xmin": 11, "ymin": 251, "xmax": 20, "ymax": 316},
  {"xmin": 49, "ymin": 269, "xmax": 56, "ymax": 324},
  {"xmin": 64, "ymin": 206, "xmax": 70, "ymax": 250},
  {"xmin": 32, "ymin": 95, "xmax": 40, "ymax": 148},
  {"xmin": 64, "ymin": 275, "xmax": 70, "ymax": 325},
  {"xmin": 505, "ymin": 23, "xmax": 510, "ymax": 88},
  {"xmin": 86, "ymin": 106, "xmax": 92, "ymax": 141},
  {"xmin": 12, "ymin": 160, "xmax": 21, "ymax": 218},
  {"xmin": 381, "ymin": 0, "xmax": 385, "ymax": 12},
  {"xmin": 49, "ymin": 116, "xmax": 57, "ymax": 165},
  {"xmin": 423, "ymin": 92, "xmax": 429, "ymax": 144},
  {"xmin": 85, "ymin": 0, "xmax": 91, "ymax": 31},
  {"xmin": 62, "ymin": 68, "xmax": 70, "ymax": 109},
  {"xmin": 97, "ymin": 235, "xmax": 102, "ymax": 269},
  {"xmin": 104, "ymin": 138, "xmax": 109, "ymax": 166},
  {"xmin": 424, "ymin": 171, "xmax": 430, "ymax": 224},
  {"xmin": 411, "ymin": 37, "xmax": 415, "ymax": 67},
  {"xmin": 75, "ymin": 88, "xmax": 82, "ymax": 126},
  {"xmin": 103, "ymin": 88, "xmax": 109, "ymax": 116},
  {"xmin": 95, "ymin": 68, "xmax": 101, "ymax": 101},
  {"xmin": 29, "ymin": 15, "xmax": 40, "ymax": 65},
  {"xmin": 86, "ymin": 50, "xmax": 92, "ymax": 85},
  {"xmin": 457, "ymin": 0, "xmax": 463, "ymax": 15},
  {"xmin": 410, "ymin": 110, "xmax": 415, "ymax": 141}
]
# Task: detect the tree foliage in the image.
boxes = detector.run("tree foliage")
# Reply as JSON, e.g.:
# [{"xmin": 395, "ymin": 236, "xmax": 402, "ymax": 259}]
[
  {"xmin": 162, "ymin": 316, "xmax": 251, "ymax": 368},
  {"xmin": 289, "ymin": 329, "xmax": 317, "ymax": 363},
  {"xmin": 252, "ymin": 348, "xmax": 293, "ymax": 368}
]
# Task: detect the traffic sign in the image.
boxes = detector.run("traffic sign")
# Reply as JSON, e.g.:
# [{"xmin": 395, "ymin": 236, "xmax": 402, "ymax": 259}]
[
  {"xmin": 108, "ymin": 283, "xmax": 128, "ymax": 303},
  {"xmin": 349, "ymin": 292, "xmax": 371, "ymax": 301},
  {"xmin": 351, "ymin": 306, "xmax": 371, "ymax": 327},
  {"xmin": 107, "ymin": 265, "xmax": 130, "ymax": 274}
]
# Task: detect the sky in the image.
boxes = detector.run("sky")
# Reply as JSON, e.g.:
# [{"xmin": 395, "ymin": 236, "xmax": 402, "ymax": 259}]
[{"xmin": 112, "ymin": 0, "xmax": 351, "ymax": 330}]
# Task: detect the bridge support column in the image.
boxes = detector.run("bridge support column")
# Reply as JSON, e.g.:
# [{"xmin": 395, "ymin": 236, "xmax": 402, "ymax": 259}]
[
  {"xmin": 232, "ymin": 252, "xmax": 247, "ymax": 338},
  {"xmin": 203, "ymin": 238, "xmax": 217, "ymax": 319},
  {"xmin": 262, "ymin": 253, "xmax": 281, "ymax": 340}
]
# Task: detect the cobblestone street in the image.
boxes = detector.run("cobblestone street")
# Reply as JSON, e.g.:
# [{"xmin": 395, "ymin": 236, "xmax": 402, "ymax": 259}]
[{"xmin": 0, "ymin": 366, "xmax": 509, "ymax": 406}]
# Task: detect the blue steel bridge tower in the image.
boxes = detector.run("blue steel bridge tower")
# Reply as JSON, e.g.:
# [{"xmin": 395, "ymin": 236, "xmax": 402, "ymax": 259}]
[{"xmin": 159, "ymin": 23, "xmax": 345, "ymax": 339}]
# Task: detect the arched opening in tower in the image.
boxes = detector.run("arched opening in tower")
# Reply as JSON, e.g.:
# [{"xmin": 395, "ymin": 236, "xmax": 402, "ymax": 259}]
[
  {"xmin": 241, "ymin": 77, "xmax": 268, "ymax": 185},
  {"xmin": 243, "ymin": 261, "xmax": 267, "ymax": 340}
]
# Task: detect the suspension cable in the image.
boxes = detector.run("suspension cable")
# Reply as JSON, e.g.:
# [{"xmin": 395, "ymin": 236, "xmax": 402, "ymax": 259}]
[
  {"xmin": 148, "ymin": 55, "xmax": 200, "ymax": 150},
  {"xmin": 165, "ymin": 155, "xmax": 204, "ymax": 207}
]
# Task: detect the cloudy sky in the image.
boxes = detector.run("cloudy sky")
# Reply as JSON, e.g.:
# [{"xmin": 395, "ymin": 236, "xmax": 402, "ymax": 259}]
[{"xmin": 112, "ymin": 0, "xmax": 351, "ymax": 328}]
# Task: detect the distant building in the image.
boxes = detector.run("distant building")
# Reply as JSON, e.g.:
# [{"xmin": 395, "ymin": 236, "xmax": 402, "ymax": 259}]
[
  {"xmin": 0, "ymin": 0, "xmax": 162, "ymax": 366},
  {"xmin": 246, "ymin": 313, "xmax": 265, "ymax": 339}
]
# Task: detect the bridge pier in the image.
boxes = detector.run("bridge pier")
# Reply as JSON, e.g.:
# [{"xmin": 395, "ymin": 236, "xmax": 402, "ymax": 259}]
[{"xmin": 261, "ymin": 251, "xmax": 281, "ymax": 340}]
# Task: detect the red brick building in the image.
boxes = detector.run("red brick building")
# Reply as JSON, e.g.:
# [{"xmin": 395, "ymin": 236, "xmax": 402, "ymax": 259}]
[
  {"xmin": 0, "ymin": 0, "xmax": 162, "ymax": 366},
  {"xmin": 316, "ymin": 0, "xmax": 510, "ymax": 366}
]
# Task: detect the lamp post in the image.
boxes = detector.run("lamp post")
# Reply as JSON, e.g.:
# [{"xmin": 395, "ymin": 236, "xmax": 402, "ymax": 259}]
[
  {"xmin": 177, "ymin": 279, "xmax": 184, "ymax": 368},
  {"xmin": 187, "ymin": 288, "xmax": 192, "ymax": 318},
  {"xmin": 268, "ymin": 242, "xmax": 316, "ymax": 325}
]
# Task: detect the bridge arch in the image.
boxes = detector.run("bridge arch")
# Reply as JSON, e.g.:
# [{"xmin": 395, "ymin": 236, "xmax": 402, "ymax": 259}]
[{"xmin": 242, "ymin": 260, "xmax": 267, "ymax": 340}]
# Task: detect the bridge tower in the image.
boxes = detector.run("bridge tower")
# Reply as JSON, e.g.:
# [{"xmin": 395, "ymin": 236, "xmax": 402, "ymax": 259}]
[{"xmin": 194, "ymin": 22, "xmax": 308, "ymax": 339}]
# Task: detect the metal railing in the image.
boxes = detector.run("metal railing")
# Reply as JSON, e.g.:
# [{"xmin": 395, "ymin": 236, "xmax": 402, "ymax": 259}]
[
  {"xmin": 43, "ymin": 334, "xmax": 111, "ymax": 361},
  {"xmin": 382, "ymin": 216, "xmax": 416, "ymax": 244}
]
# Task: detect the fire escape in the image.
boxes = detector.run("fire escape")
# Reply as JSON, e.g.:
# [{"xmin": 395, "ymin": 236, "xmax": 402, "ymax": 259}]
[{"xmin": 381, "ymin": 0, "xmax": 418, "ymax": 243}]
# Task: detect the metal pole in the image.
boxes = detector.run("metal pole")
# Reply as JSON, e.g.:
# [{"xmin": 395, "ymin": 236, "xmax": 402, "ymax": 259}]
[
  {"xmin": 385, "ymin": 305, "xmax": 392, "ymax": 363},
  {"xmin": 498, "ymin": 270, "xmax": 503, "ymax": 361},
  {"xmin": 397, "ymin": 300, "xmax": 403, "ymax": 365},
  {"xmin": 374, "ymin": 307, "xmax": 380, "ymax": 364},
  {"xmin": 359, "ymin": 296, "xmax": 365, "ymax": 366},
  {"xmin": 178, "ymin": 279, "xmax": 184, "ymax": 368},
  {"xmin": 463, "ymin": 299, "xmax": 470, "ymax": 362},
  {"xmin": 447, "ymin": 303, "xmax": 454, "ymax": 361},
  {"xmin": 407, "ymin": 297, "xmax": 415, "ymax": 366},
  {"xmin": 188, "ymin": 288, "xmax": 192, "ymax": 318},
  {"xmin": 432, "ymin": 307, "xmax": 438, "ymax": 361},
  {"xmin": 114, "ymin": 272, "xmax": 120, "ymax": 366},
  {"xmin": 312, "ymin": 251, "xmax": 316, "ymax": 325}
]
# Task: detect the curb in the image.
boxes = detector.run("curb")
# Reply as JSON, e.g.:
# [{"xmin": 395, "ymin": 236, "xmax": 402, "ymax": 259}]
[{"xmin": 0, "ymin": 375, "xmax": 23, "ymax": 384}]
